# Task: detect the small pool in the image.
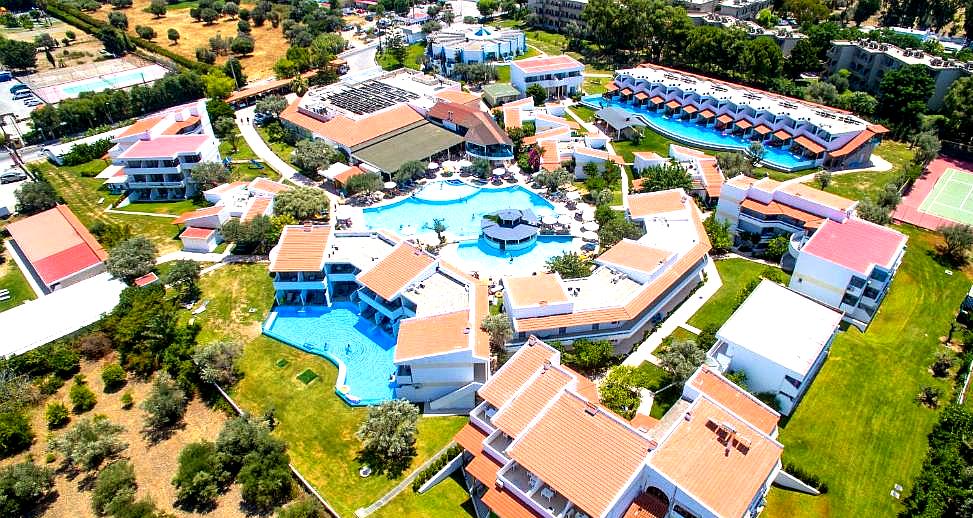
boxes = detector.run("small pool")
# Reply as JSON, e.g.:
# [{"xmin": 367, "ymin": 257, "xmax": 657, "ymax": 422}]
[
  {"xmin": 453, "ymin": 235, "xmax": 578, "ymax": 277},
  {"xmin": 59, "ymin": 65, "xmax": 168, "ymax": 96},
  {"xmin": 582, "ymin": 95, "xmax": 817, "ymax": 172},
  {"xmin": 363, "ymin": 181, "xmax": 555, "ymax": 238},
  {"xmin": 263, "ymin": 303, "xmax": 396, "ymax": 405}
]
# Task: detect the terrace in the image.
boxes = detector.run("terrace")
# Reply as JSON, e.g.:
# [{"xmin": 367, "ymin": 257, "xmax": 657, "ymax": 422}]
[{"xmin": 499, "ymin": 463, "xmax": 571, "ymax": 517}]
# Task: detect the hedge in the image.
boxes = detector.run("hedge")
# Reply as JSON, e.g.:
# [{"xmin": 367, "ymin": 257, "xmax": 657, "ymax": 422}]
[
  {"xmin": 782, "ymin": 461, "xmax": 829, "ymax": 494},
  {"xmin": 411, "ymin": 444, "xmax": 463, "ymax": 492},
  {"xmin": 44, "ymin": 1, "xmax": 213, "ymax": 74}
]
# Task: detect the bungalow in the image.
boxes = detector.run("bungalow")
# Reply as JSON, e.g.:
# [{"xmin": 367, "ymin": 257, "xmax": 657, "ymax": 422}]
[
  {"xmin": 511, "ymin": 55, "xmax": 584, "ymax": 100},
  {"xmin": 456, "ymin": 337, "xmax": 784, "ymax": 518},
  {"xmin": 426, "ymin": 101, "xmax": 514, "ymax": 162},
  {"xmin": 708, "ymin": 280, "xmax": 842, "ymax": 415}
]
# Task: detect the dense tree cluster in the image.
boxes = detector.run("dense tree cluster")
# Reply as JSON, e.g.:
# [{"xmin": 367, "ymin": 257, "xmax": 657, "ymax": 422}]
[{"xmin": 900, "ymin": 405, "xmax": 973, "ymax": 516}]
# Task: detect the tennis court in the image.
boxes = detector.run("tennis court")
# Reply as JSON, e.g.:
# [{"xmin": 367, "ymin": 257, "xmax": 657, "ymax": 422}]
[{"xmin": 918, "ymin": 168, "xmax": 973, "ymax": 225}]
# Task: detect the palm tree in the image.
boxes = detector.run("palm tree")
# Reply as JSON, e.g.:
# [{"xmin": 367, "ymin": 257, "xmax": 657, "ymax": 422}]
[{"xmin": 481, "ymin": 313, "xmax": 512, "ymax": 357}]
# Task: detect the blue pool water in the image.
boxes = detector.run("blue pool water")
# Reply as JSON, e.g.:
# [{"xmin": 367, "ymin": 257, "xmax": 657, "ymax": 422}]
[
  {"xmin": 363, "ymin": 181, "xmax": 555, "ymax": 238},
  {"xmin": 61, "ymin": 70, "xmax": 155, "ymax": 96},
  {"xmin": 582, "ymin": 95, "xmax": 816, "ymax": 172},
  {"xmin": 264, "ymin": 303, "xmax": 396, "ymax": 405},
  {"xmin": 455, "ymin": 235, "xmax": 578, "ymax": 276}
]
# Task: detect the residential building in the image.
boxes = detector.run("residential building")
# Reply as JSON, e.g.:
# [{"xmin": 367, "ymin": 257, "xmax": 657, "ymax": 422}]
[
  {"xmin": 708, "ymin": 280, "xmax": 842, "ymax": 414},
  {"xmin": 511, "ymin": 55, "xmax": 584, "ymax": 100},
  {"xmin": 633, "ymin": 144, "xmax": 725, "ymax": 204},
  {"xmin": 826, "ymin": 40, "xmax": 973, "ymax": 109},
  {"xmin": 267, "ymin": 226, "xmax": 491, "ymax": 409},
  {"xmin": 690, "ymin": 13, "xmax": 805, "ymax": 56},
  {"xmin": 172, "ymin": 177, "xmax": 287, "ymax": 252},
  {"xmin": 606, "ymin": 64, "xmax": 890, "ymax": 170},
  {"xmin": 527, "ymin": 0, "xmax": 587, "ymax": 31},
  {"xmin": 678, "ymin": 0, "xmax": 773, "ymax": 20},
  {"xmin": 715, "ymin": 174, "xmax": 858, "ymax": 250},
  {"xmin": 102, "ymin": 99, "xmax": 221, "ymax": 201},
  {"xmin": 455, "ymin": 337, "xmax": 784, "ymax": 518},
  {"xmin": 4, "ymin": 205, "xmax": 108, "ymax": 294},
  {"xmin": 502, "ymin": 189, "xmax": 710, "ymax": 344},
  {"xmin": 788, "ymin": 217, "xmax": 907, "ymax": 328},
  {"xmin": 280, "ymin": 69, "xmax": 468, "ymax": 176},
  {"xmin": 427, "ymin": 101, "xmax": 515, "ymax": 161},
  {"xmin": 426, "ymin": 25, "xmax": 527, "ymax": 75}
]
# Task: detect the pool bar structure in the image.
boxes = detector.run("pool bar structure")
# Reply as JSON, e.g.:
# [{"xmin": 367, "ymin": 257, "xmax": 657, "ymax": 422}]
[
  {"xmin": 480, "ymin": 209, "xmax": 540, "ymax": 251},
  {"xmin": 589, "ymin": 64, "xmax": 888, "ymax": 172}
]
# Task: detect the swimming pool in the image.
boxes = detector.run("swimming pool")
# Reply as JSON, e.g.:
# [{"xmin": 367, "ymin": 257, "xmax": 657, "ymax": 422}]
[
  {"xmin": 582, "ymin": 95, "xmax": 817, "ymax": 172},
  {"xmin": 452, "ymin": 235, "xmax": 578, "ymax": 277},
  {"xmin": 58, "ymin": 65, "xmax": 169, "ymax": 97},
  {"xmin": 363, "ymin": 181, "xmax": 555, "ymax": 238},
  {"xmin": 263, "ymin": 303, "xmax": 396, "ymax": 405}
]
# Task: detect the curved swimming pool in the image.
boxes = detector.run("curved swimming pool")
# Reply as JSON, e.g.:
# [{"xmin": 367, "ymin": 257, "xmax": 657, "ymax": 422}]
[
  {"xmin": 453, "ymin": 235, "xmax": 578, "ymax": 277},
  {"xmin": 363, "ymin": 181, "xmax": 556, "ymax": 238},
  {"xmin": 582, "ymin": 95, "xmax": 817, "ymax": 172}
]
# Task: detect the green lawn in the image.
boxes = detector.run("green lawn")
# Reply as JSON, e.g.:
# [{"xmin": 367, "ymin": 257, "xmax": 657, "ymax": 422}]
[
  {"xmin": 200, "ymin": 265, "xmax": 467, "ymax": 517},
  {"xmin": 818, "ymin": 140, "xmax": 914, "ymax": 202},
  {"xmin": 0, "ymin": 256, "xmax": 36, "ymax": 312},
  {"xmin": 612, "ymin": 132, "xmax": 678, "ymax": 163},
  {"xmin": 221, "ymin": 136, "xmax": 257, "ymax": 161},
  {"xmin": 765, "ymin": 226, "xmax": 970, "ymax": 518},
  {"xmin": 370, "ymin": 473, "xmax": 475, "ymax": 518},
  {"xmin": 686, "ymin": 258, "xmax": 787, "ymax": 331},
  {"xmin": 116, "ymin": 198, "xmax": 207, "ymax": 215},
  {"xmin": 378, "ymin": 43, "xmax": 426, "ymax": 71},
  {"xmin": 514, "ymin": 47, "xmax": 541, "ymax": 60},
  {"xmin": 37, "ymin": 161, "xmax": 183, "ymax": 253},
  {"xmin": 583, "ymin": 75, "xmax": 609, "ymax": 95},
  {"xmin": 256, "ymin": 126, "xmax": 296, "ymax": 166},
  {"xmin": 569, "ymin": 105, "xmax": 596, "ymax": 123},
  {"xmin": 495, "ymin": 64, "xmax": 511, "ymax": 83}
]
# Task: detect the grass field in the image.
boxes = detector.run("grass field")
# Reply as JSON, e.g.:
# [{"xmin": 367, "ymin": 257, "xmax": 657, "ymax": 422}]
[
  {"xmin": 370, "ymin": 473, "xmax": 474, "ymax": 518},
  {"xmin": 686, "ymin": 258, "xmax": 787, "ymax": 331},
  {"xmin": 0, "ymin": 254, "xmax": 36, "ymax": 312},
  {"xmin": 378, "ymin": 43, "xmax": 425, "ymax": 71},
  {"xmin": 765, "ymin": 226, "xmax": 970, "ymax": 518},
  {"xmin": 37, "ymin": 161, "xmax": 183, "ymax": 253},
  {"xmin": 917, "ymin": 168, "xmax": 973, "ymax": 225},
  {"xmin": 116, "ymin": 197, "xmax": 206, "ymax": 215},
  {"xmin": 90, "ymin": 0, "xmax": 291, "ymax": 80},
  {"xmin": 256, "ymin": 126, "xmax": 296, "ymax": 167},
  {"xmin": 818, "ymin": 140, "xmax": 914, "ymax": 202},
  {"xmin": 495, "ymin": 64, "xmax": 510, "ymax": 83}
]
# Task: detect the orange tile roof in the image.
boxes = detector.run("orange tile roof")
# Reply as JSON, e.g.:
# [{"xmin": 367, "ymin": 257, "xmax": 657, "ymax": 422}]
[
  {"xmin": 634, "ymin": 92, "xmax": 649, "ymax": 100},
  {"xmin": 467, "ymin": 453, "xmax": 503, "ymax": 485},
  {"xmin": 357, "ymin": 243, "xmax": 434, "ymax": 301},
  {"xmin": 597, "ymin": 239, "xmax": 672, "ymax": 276},
  {"xmin": 688, "ymin": 367, "xmax": 779, "ymax": 434},
  {"xmin": 626, "ymin": 190, "xmax": 688, "ymax": 219},
  {"xmin": 455, "ymin": 422, "xmax": 489, "ymax": 455},
  {"xmin": 735, "ymin": 119, "xmax": 753, "ymax": 129},
  {"xmin": 622, "ymin": 491, "xmax": 668, "ymax": 518},
  {"xmin": 630, "ymin": 413, "xmax": 660, "ymax": 431},
  {"xmin": 5, "ymin": 205, "xmax": 108, "ymax": 286},
  {"xmin": 698, "ymin": 108, "xmax": 715, "ymax": 118},
  {"xmin": 666, "ymin": 100, "xmax": 680, "ymax": 109},
  {"xmin": 828, "ymin": 129, "xmax": 877, "ymax": 158},
  {"xmin": 649, "ymin": 95, "xmax": 664, "ymax": 105},
  {"xmin": 522, "ymin": 126, "xmax": 571, "ymax": 146},
  {"xmin": 333, "ymin": 165, "xmax": 366, "ymax": 186},
  {"xmin": 794, "ymin": 135, "xmax": 825, "ymax": 155},
  {"xmin": 180, "ymin": 226, "xmax": 216, "ymax": 239},
  {"xmin": 699, "ymin": 160, "xmax": 724, "ymax": 198},
  {"xmin": 281, "ymin": 99, "xmax": 423, "ymax": 148},
  {"xmin": 269, "ymin": 225, "xmax": 331, "ymax": 272},
  {"xmin": 242, "ymin": 198, "xmax": 271, "ymax": 222},
  {"xmin": 753, "ymin": 124, "xmax": 772, "ymax": 135},
  {"xmin": 133, "ymin": 271, "xmax": 159, "ymax": 287},
  {"xmin": 435, "ymin": 89, "xmax": 481, "ymax": 108},
  {"xmin": 773, "ymin": 129, "xmax": 792, "ymax": 140},
  {"xmin": 172, "ymin": 205, "xmax": 224, "ymax": 225},
  {"xmin": 508, "ymin": 391, "xmax": 653, "ymax": 517},
  {"xmin": 162, "ymin": 115, "xmax": 200, "ymax": 135},
  {"xmin": 740, "ymin": 198, "xmax": 825, "ymax": 229},
  {"xmin": 539, "ymin": 140, "xmax": 561, "ymax": 171},
  {"xmin": 562, "ymin": 365, "xmax": 600, "ymax": 402},
  {"xmin": 605, "ymin": 81, "xmax": 619, "ymax": 92},
  {"xmin": 650, "ymin": 397, "xmax": 782, "ymax": 518},
  {"xmin": 504, "ymin": 273, "xmax": 569, "ymax": 308},
  {"xmin": 717, "ymin": 114, "xmax": 733, "ymax": 124},
  {"xmin": 117, "ymin": 115, "xmax": 164, "ymax": 138},
  {"xmin": 620, "ymin": 87, "xmax": 634, "ymax": 96},
  {"xmin": 503, "ymin": 107, "xmax": 523, "ymax": 129},
  {"xmin": 493, "ymin": 365, "xmax": 574, "ymax": 437},
  {"xmin": 780, "ymin": 182, "xmax": 855, "ymax": 211},
  {"xmin": 481, "ymin": 487, "xmax": 545, "ymax": 518},
  {"xmin": 682, "ymin": 105, "xmax": 698, "ymax": 114},
  {"xmin": 479, "ymin": 338, "xmax": 559, "ymax": 408},
  {"xmin": 395, "ymin": 310, "xmax": 472, "ymax": 362},
  {"xmin": 249, "ymin": 177, "xmax": 290, "ymax": 194},
  {"xmin": 575, "ymin": 146, "xmax": 624, "ymax": 164},
  {"xmin": 514, "ymin": 197, "xmax": 710, "ymax": 331}
]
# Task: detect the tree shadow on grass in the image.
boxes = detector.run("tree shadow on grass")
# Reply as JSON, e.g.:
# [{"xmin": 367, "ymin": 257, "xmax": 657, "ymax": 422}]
[{"xmin": 356, "ymin": 445, "xmax": 417, "ymax": 479}]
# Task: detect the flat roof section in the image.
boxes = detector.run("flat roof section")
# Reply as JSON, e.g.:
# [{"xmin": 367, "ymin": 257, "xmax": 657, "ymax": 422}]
[
  {"xmin": 801, "ymin": 218, "xmax": 907, "ymax": 274},
  {"xmin": 352, "ymin": 122, "xmax": 465, "ymax": 173},
  {"xmin": 512, "ymin": 55, "xmax": 583, "ymax": 74},
  {"xmin": 504, "ymin": 273, "xmax": 570, "ymax": 308}
]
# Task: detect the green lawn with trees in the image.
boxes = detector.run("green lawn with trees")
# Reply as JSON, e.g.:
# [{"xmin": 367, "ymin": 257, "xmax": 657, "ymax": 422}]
[
  {"xmin": 686, "ymin": 259, "xmax": 788, "ymax": 331},
  {"xmin": 0, "ymin": 258, "xmax": 35, "ymax": 312},
  {"xmin": 816, "ymin": 140, "xmax": 915, "ymax": 202},
  {"xmin": 765, "ymin": 227, "xmax": 971, "ymax": 518}
]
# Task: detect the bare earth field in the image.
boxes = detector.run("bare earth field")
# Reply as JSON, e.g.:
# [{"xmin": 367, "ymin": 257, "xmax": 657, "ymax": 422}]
[
  {"xmin": 0, "ymin": 17, "xmax": 107, "ymax": 73},
  {"xmin": 0, "ymin": 357, "xmax": 246, "ymax": 518},
  {"xmin": 90, "ymin": 0, "xmax": 289, "ymax": 80}
]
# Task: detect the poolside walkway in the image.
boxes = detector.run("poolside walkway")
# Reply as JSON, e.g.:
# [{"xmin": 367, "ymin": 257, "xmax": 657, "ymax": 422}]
[{"xmin": 622, "ymin": 258, "xmax": 722, "ymax": 367}]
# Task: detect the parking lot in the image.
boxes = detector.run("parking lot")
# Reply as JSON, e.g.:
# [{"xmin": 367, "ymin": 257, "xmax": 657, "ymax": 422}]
[
  {"xmin": 0, "ymin": 77, "xmax": 43, "ymax": 144},
  {"xmin": 0, "ymin": 174, "xmax": 29, "ymax": 217}
]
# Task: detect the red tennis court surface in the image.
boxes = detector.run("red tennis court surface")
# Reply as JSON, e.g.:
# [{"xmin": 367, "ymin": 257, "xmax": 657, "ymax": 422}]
[{"xmin": 893, "ymin": 157, "xmax": 973, "ymax": 231}]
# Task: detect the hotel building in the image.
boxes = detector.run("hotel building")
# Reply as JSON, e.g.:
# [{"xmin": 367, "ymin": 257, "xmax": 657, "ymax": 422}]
[
  {"xmin": 511, "ymin": 55, "xmax": 584, "ymax": 100},
  {"xmin": 426, "ymin": 25, "xmax": 527, "ymax": 75},
  {"xmin": 502, "ymin": 189, "xmax": 710, "ymax": 345},
  {"xmin": 527, "ymin": 0, "xmax": 588, "ymax": 30},
  {"xmin": 603, "ymin": 64, "xmax": 889, "ymax": 170},
  {"xmin": 455, "ymin": 337, "xmax": 785, "ymax": 518}
]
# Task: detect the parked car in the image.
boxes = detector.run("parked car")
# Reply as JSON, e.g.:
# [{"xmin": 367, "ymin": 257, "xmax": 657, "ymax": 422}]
[
  {"xmin": 0, "ymin": 171, "xmax": 27, "ymax": 184},
  {"xmin": 24, "ymin": 99, "xmax": 41, "ymax": 106},
  {"xmin": 9, "ymin": 84, "xmax": 28, "ymax": 94}
]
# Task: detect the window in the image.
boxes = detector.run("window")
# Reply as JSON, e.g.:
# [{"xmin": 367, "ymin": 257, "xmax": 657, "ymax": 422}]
[
  {"xmin": 673, "ymin": 505, "xmax": 700, "ymax": 518},
  {"xmin": 777, "ymin": 391, "xmax": 794, "ymax": 401},
  {"xmin": 863, "ymin": 287, "xmax": 879, "ymax": 299},
  {"xmin": 396, "ymin": 365, "xmax": 412, "ymax": 377},
  {"xmin": 849, "ymin": 276, "xmax": 866, "ymax": 288},
  {"xmin": 592, "ymin": 323, "xmax": 599, "ymax": 331},
  {"xmin": 870, "ymin": 269, "xmax": 889, "ymax": 282},
  {"xmin": 784, "ymin": 375, "xmax": 801, "ymax": 389},
  {"xmin": 841, "ymin": 293, "xmax": 859, "ymax": 306}
]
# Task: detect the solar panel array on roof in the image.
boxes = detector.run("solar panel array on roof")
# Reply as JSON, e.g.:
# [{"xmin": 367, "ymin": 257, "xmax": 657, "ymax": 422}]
[{"xmin": 308, "ymin": 80, "xmax": 420, "ymax": 116}]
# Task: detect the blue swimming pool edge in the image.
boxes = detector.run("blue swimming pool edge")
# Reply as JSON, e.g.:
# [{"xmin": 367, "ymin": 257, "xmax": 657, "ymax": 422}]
[
  {"xmin": 262, "ymin": 309, "xmax": 385, "ymax": 407},
  {"xmin": 364, "ymin": 181, "xmax": 555, "ymax": 211},
  {"xmin": 579, "ymin": 97, "xmax": 817, "ymax": 173}
]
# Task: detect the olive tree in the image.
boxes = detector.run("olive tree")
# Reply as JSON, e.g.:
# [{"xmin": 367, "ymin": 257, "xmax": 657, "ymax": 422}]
[
  {"xmin": 49, "ymin": 415, "xmax": 128, "ymax": 471},
  {"xmin": 106, "ymin": 237, "xmax": 157, "ymax": 282},
  {"xmin": 193, "ymin": 341, "xmax": 243, "ymax": 386},
  {"xmin": 141, "ymin": 372, "xmax": 187, "ymax": 434},
  {"xmin": 273, "ymin": 187, "xmax": 329, "ymax": 221},
  {"xmin": 658, "ymin": 340, "xmax": 705, "ymax": 385},
  {"xmin": 0, "ymin": 461, "xmax": 55, "ymax": 517},
  {"xmin": 355, "ymin": 399, "xmax": 419, "ymax": 476},
  {"xmin": 291, "ymin": 139, "xmax": 335, "ymax": 176}
]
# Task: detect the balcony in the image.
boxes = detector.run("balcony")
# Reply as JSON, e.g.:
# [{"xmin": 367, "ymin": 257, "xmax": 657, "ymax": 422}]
[
  {"xmin": 129, "ymin": 181, "xmax": 186, "ymax": 189},
  {"xmin": 484, "ymin": 430, "xmax": 513, "ymax": 463},
  {"xmin": 356, "ymin": 289, "xmax": 404, "ymax": 320},
  {"xmin": 788, "ymin": 231, "xmax": 806, "ymax": 256},
  {"xmin": 499, "ymin": 464, "xmax": 571, "ymax": 518},
  {"xmin": 471, "ymin": 402, "xmax": 498, "ymax": 432}
]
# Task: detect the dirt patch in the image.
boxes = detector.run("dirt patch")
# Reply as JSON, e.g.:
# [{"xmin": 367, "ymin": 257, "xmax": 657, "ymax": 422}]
[
  {"xmin": 89, "ymin": 1, "xmax": 290, "ymax": 80},
  {"xmin": 0, "ymin": 18, "xmax": 109, "ymax": 73},
  {"xmin": 0, "ymin": 357, "xmax": 246, "ymax": 518}
]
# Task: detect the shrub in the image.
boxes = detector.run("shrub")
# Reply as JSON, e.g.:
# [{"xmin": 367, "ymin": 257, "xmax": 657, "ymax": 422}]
[
  {"xmin": 193, "ymin": 341, "xmax": 242, "ymax": 386},
  {"xmin": 917, "ymin": 386, "xmax": 943, "ymax": 408},
  {"xmin": 411, "ymin": 444, "xmax": 462, "ymax": 491},
  {"xmin": 277, "ymin": 497, "xmax": 327, "ymax": 518},
  {"xmin": 141, "ymin": 372, "xmax": 187, "ymax": 432},
  {"xmin": 0, "ymin": 461, "xmax": 55, "ymax": 516},
  {"xmin": 931, "ymin": 352, "xmax": 954, "ymax": 377},
  {"xmin": 782, "ymin": 461, "xmax": 829, "ymax": 493},
  {"xmin": 76, "ymin": 331, "xmax": 113, "ymax": 359},
  {"xmin": 101, "ymin": 363, "xmax": 126, "ymax": 393},
  {"xmin": 120, "ymin": 391, "xmax": 134, "ymax": 409},
  {"xmin": 37, "ymin": 374, "xmax": 64, "ymax": 396},
  {"xmin": 49, "ymin": 415, "xmax": 127, "ymax": 471},
  {"xmin": 61, "ymin": 138, "xmax": 113, "ymax": 166},
  {"xmin": 92, "ymin": 460, "xmax": 137, "ymax": 515},
  {"xmin": 0, "ymin": 412, "xmax": 33, "ymax": 457},
  {"xmin": 69, "ymin": 380, "xmax": 97, "ymax": 413},
  {"xmin": 172, "ymin": 441, "xmax": 225, "ymax": 510},
  {"xmin": 46, "ymin": 402, "xmax": 70, "ymax": 429}
]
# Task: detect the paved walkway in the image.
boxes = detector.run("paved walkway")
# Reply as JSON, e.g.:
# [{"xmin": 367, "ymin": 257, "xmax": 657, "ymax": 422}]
[
  {"xmin": 105, "ymin": 208, "xmax": 177, "ymax": 218},
  {"xmin": 622, "ymin": 258, "xmax": 722, "ymax": 367},
  {"xmin": 156, "ymin": 250, "xmax": 232, "ymax": 264},
  {"xmin": 355, "ymin": 440, "xmax": 459, "ymax": 517}
]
